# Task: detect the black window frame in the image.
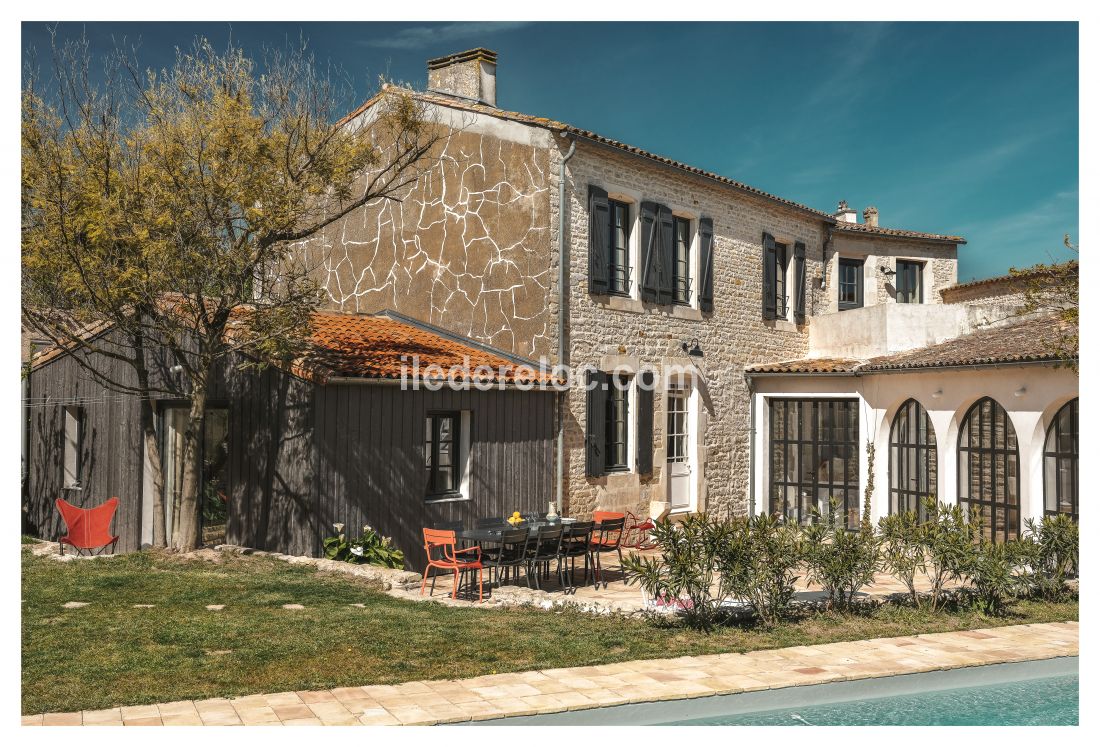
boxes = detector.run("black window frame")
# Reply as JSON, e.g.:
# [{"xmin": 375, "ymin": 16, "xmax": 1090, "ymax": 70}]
[
  {"xmin": 672, "ymin": 216, "xmax": 692, "ymax": 305},
  {"xmin": 957, "ymin": 397, "xmax": 1020, "ymax": 542},
  {"xmin": 774, "ymin": 242, "xmax": 789, "ymax": 317},
  {"xmin": 895, "ymin": 260, "xmax": 923, "ymax": 304},
  {"xmin": 1043, "ymin": 398, "xmax": 1078, "ymax": 521},
  {"xmin": 768, "ymin": 398, "xmax": 860, "ymax": 529},
  {"xmin": 838, "ymin": 257, "xmax": 865, "ymax": 310},
  {"xmin": 604, "ymin": 374, "xmax": 631, "ymax": 472},
  {"xmin": 608, "ymin": 198, "xmax": 632, "ymax": 296},
  {"xmin": 425, "ymin": 411, "xmax": 462, "ymax": 498},
  {"xmin": 889, "ymin": 398, "xmax": 937, "ymax": 521}
]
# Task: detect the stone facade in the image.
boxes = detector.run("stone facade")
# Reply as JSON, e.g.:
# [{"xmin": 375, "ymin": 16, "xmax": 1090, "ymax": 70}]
[
  {"xmin": 296, "ymin": 86, "xmax": 966, "ymax": 522},
  {"xmin": 824, "ymin": 231, "xmax": 957, "ymax": 313}
]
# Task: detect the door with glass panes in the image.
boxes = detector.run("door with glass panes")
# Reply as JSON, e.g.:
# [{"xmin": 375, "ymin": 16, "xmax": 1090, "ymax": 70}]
[
  {"xmin": 161, "ymin": 406, "xmax": 230, "ymax": 545},
  {"xmin": 666, "ymin": 384, "xmax": 692, "ymax": 511}
]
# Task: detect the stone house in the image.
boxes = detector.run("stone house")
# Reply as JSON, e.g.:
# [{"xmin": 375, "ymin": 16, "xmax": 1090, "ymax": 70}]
[{"xmin": 292, "ymin": 47, "xmax": 1076, "ymax": 540}]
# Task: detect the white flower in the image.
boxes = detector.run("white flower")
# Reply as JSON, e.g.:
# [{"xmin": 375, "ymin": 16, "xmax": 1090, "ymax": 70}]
[
  {"xmin": 363, "ymin": 524, "xmax": 373, "ymax": 534},
  {"xmin": 350, "ymin": 546, "xmax": 364, "ymax": 557},
  {"xmin": 333, "ymin": 523, "xmax": 345, "ymax": 533}
]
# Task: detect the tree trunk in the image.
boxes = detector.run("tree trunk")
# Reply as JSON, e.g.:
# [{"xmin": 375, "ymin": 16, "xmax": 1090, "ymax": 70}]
[
  {"xmin": 133, "ymin": 332, "xmax": 166, "ymax": 547},
  {"xmin": 173, "ymin": 384, "xmax": 207, "ymax": 551}
]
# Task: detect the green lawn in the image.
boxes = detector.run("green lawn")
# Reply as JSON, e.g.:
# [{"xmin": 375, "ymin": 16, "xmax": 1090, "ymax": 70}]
[{"xmin": 21, "ymin": 547, "xmax": 1078, "ymax": 715}]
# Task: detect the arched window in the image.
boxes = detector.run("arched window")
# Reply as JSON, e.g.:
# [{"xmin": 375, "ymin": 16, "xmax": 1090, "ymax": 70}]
[
  {"xmin": 957, "ymin": 397, "xmax": 1020, "ymax": 542},
  {"xmin": 1044, "ymin": 399, "xmax": 1078, "ymax": 520},
  {"xmin": 889, "ymin": 399, "xmax": 937, "ymax": 521}
]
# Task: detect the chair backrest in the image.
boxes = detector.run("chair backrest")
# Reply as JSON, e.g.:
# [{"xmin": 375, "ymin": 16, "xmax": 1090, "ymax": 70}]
[
  {"xmin": 55, "ymin": 497, "xmax": 119, "ymax": 549},
  {"xmin": 593, "ymin": 510, "xmax": 625, "ymax": 524},
  {"xmin": 530, "ymin": 524, "xmax": 563, "ymax": 557},
  {"xmin": 592, "ymin": 517, "xmax": 626, "ymax": 549},
  {"xmin": 496, "ymin": 527, "xmax": 531, "ymax": 563},
  {"xmin": 562, "ymin": 520, "xmax": 594, "ymax": 545},
  {"xmin": 423, "ymin": 527, "xmax": 458, "ymax": 563}
]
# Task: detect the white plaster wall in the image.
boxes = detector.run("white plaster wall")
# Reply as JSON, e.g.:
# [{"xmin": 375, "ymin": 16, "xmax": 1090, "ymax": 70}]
[
  {"xmin": 751, "ymin": 365, "xmax": 1078, "ymax": 527},
  {"xmin": 809, "ymin": 303, "xmax": 971, "ymax": 358}
]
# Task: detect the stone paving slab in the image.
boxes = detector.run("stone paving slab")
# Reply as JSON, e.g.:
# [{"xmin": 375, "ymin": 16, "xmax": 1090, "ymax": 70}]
[{"xmin": 24, "ymin": 621, "xmax": 1077, "ymax": 726}]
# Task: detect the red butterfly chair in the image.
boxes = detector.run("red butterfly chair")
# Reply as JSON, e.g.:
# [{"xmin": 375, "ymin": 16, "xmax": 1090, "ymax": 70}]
[
  {"xmin": 420, "ymin": 528, "xmax": 484, "ymax": 602},
  {"xmin": 55, "ymin": 497, "xmax": 120, "ymax": 556}
]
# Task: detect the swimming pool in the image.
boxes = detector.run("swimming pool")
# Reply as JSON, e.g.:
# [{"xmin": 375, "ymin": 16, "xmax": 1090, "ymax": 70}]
[{"xmin": 484, "ymin": 657, "xmax": 1078, "ymax": 726}]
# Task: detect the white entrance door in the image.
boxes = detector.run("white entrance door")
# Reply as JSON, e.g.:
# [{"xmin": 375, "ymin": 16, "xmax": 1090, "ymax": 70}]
[{"xmin": 667, "ymin": 387, "xmax": 692, "ymax": 511}]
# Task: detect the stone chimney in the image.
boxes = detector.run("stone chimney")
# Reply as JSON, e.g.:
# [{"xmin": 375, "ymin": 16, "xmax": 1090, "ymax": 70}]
[
  {"xmin": 426, "ymin": 48, "xmax": 497, "ymax": 107},
  {"xmin": 834, "ymin": 200, "xmax": 858, "ymax": 224},
  {"xmin": 863, "ymin": 206, "xmax": 879, "ymax": 228}
]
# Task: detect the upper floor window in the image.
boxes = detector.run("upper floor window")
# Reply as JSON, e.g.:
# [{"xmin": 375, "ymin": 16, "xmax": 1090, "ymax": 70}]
[
  {"xmin": 762, "ymin": 233, "xmax": 789, "ymax": 320},
  {"xmin": 896, "ymin": 260, "xmax": 923, "ymax": 304},
  {"xmin": 609, "ymin": 199, "xmax": 632, "ymax": 295},
  {"xmin": 838, "ymin": 258, "xmax": 864, "ymax": 310},
  {"xmin": 673, "ymin": 216, "xmax": 692, "ymax": 305}
]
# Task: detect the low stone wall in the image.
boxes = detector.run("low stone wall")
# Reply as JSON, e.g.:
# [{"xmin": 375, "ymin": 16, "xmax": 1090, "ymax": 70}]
[{"xmin": 214, "ymin": 544, "xmax": 422, "ymax": 590}]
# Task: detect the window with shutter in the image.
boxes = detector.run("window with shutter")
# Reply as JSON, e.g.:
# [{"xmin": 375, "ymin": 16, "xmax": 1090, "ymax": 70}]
[
  {"xmin": 585, "ymin": 369, "xmax": 608, "ymax": 477},
  {"xmin": 587, "ymin": 185, "xmax": 610, "ymax": 294},
  {"xmin": 793, "ymin": 241, "xmax": 807, "ymax": 322},
  {"xmin": 657, "ymin": 206, "xmax": 675, "ymax": 305},
  {"xmin": 609, "ymin": 199, "xmax": 632, "ymax": 295},
  {"xmin": 604, "ymin": 373, "xmax": 631, "ymax": 471},
  {"xmin": 838, "ymin": 258, "xmax": 864, "ymax": 310},
  {"xmin": 762, "ymin": 232, "xmax": 777, "ymax": 320},
  {"xmin": 639, "ymin": 202, "xmax": 659, "ymax": 302},
  {"xmin": 636, "ymin": 370, "xmax": 654, "ymax": 474},
  {"xmin": 673, "ymin": 217, "xmax": 692, "ymax": 304},
  {"xmin": 698, "ymin": 217, "xmax": 714, "ymax": 312}
]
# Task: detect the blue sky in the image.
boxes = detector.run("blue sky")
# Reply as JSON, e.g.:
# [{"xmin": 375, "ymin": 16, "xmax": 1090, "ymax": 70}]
[{"xmin": 22, "ymin": 21, "xmax": 1078, "ymax": 281}]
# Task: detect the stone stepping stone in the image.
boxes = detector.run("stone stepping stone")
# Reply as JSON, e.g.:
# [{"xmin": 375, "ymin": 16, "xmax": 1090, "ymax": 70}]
[
  {"xmin": 281, "ymin": 604, "xmax": 305, "ymax": 610},
  {"xmin": 206, "ymin": 604, "xmax": 225, "ymax": 611},
  {"xmin": 61, "ymin": 601, "xmax": 89, "ymax": 609},
  {"xmin": 133, "ymin": 604, "xmax": 155, "ymax": 608},
  {"xmin": 348, "ymin": 603, "xmax": 367, "ymax": 608}
]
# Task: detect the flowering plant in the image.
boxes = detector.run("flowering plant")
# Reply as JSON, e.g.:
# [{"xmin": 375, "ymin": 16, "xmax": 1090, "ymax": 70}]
[{"xmin": 322, "ymin": 523, "xmax": 405, "ymax": 568}]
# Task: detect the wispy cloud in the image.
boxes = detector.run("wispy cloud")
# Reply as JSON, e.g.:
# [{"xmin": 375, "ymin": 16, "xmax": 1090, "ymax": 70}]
[{"xmin": 359, "ymin": 21, "xmax": 533, "ymax": 51}]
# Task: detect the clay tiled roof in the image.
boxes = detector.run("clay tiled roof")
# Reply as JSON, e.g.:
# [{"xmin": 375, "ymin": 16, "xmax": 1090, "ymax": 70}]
[
  {"xmin": 860, "ymin": 314, "xmax": 1076, "ymax": 371},
  {"xmin": 745, "ymin": 357, "xmax": 862, "ymax": 374},
  {"xmin": 295, "ymin": 311, "xmax": 555, "ymax": 386},
  {"xmin": 832, "ymin": 221, "xmax": 966, "ymax": 245},
  {"xmin": 943, "ymin": 259, "xmax": 1077, "ymax": 292},
  {"xmin": 747, "ymin": 314, "xmax": 1075, "ymax": 376}
]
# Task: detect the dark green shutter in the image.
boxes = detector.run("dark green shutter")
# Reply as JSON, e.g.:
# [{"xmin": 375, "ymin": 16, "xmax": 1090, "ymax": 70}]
[
  {"xmin": 588, "ymin": 185, "xmax": 610, "ymax": 294},
  {"xmin": 793, "ymin": 241, "xmax": 806, "ymax": 322},
  {"xmin": 699, "ymin": 217, "xmax": 715, "ymax": 312},
  {"xmin": 585, "ymin": 369, "xmax": 607, "ymax": 477},
  {"xmin": 636, "ymin": 370, "xmax": 654, "ymax": 475},
  {"xmin": 657, "ymin": 205, "xmax": 675, "ymax": 305},
  {"xmin": 639, "ymin": 201, "xmax": 659, "ymax": 302},
  {"xmin": 762, "ymin": 232, "xmax": 777, "ymax": 320}
]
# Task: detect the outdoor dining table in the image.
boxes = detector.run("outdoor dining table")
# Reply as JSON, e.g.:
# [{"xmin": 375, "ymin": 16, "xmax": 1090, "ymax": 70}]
[{"xmin": 456, "ymin": 518, "xmax": 574, "ymax": 545}]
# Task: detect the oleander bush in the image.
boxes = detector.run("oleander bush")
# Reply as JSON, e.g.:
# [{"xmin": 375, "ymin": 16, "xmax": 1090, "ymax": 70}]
[
  {"xmin": 802, "ymin": 499, "xmax": 880, "ymax": 611},
  {"xmin": 716, "ymin": 513, "xmax": 804, "ymax": 626},
  {"xmin": 1018, "ymin": 514, "xmax": 1079, "ymax": 600}
]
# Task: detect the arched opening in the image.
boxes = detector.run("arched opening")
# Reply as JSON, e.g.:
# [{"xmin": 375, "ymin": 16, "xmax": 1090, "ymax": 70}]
[
  {"xmin": 957, "ymin": 397, "xmax": 1020, "ymax": 542},
  {"xmin": 1044, "ymin": 398, "xmax": 1078, "ymax": 520},
  {"xmin": 889, "ymin": 399, "xmax": 937, "ymax": 521}
]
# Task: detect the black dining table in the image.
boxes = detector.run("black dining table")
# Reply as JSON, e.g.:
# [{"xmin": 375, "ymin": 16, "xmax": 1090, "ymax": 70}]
[{"xmin": 457, "ymin": 518, "xmax": 574, "ymax": 545}]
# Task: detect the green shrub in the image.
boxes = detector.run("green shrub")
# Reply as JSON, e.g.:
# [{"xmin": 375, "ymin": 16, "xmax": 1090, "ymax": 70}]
[
  {"xmin": 803, "ymin": 498, "xmax": 880, "ymax": 611},
  {"xmin": 322, "ymin": 523, "xmax": 405, "ymax": 569},
  {"xmin": 716, "ymin": 513, "xmax": 803, "ymax": 626},
  {"xmin": 917, "ymin": 500, "xmax": 975, "ymax": 612},
  {"xmin": 622, "ymin": 514, "xmax": 740, "ymax": 630},
  {"xmin": 878, "ymin": 511, "xmax": 925, "ymax": 606},
  {"xmin": 1019, "ymin": 514, "xmax": 1079, "ymax": 600}
]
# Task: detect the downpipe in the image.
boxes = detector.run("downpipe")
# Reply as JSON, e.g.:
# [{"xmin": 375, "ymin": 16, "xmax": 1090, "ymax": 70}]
[{"xmin": 556, "ymin": 134, "xmax": 577, "ymax": 517}]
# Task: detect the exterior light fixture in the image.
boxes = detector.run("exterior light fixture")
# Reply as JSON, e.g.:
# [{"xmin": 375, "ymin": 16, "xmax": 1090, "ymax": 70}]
[
  {"xmin": 681, "ymin": 338, "xmax": 704, "ymax": 357},
  {"xmin": 931, "ymin": 389, "xmax": 943, "ymax": 398},
  {"xmin": 879, "ymin": 265, "xmax": 896, "ymax": 277},
  {"xmin": 1015, "ymin": 386, "xmax": 1027, "ymax": 398}
]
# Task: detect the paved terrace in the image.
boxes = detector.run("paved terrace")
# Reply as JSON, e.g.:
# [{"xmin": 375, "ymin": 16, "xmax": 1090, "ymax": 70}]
[{"xmin": 23, "ymin": 621, "xmax": 1077, "ymax": 726}]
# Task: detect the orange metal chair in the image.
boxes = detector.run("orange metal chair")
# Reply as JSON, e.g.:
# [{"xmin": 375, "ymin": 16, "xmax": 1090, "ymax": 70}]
[
  {"xmin": 420, "ymin": 528, "xmax": 484, "ymax": 602},
  {"xmin": 592, "ymin": 510, "xmax": 625, "ymax": 524},
  {"xmin": 55, "ymin": 497, "xmax": 120, "ymax": 556}
]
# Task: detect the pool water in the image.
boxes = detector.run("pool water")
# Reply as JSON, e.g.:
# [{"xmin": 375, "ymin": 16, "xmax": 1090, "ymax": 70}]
[{"xmin": 666, "ymin": 674, "xmax": 1079, "ymax": 726}]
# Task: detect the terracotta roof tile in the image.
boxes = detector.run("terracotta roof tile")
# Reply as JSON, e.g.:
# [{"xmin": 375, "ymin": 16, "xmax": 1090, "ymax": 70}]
[
  {"xmin": 832, "ymin": 221, "xmax": 966, "ymax": 244},
  {"xmin": 943, "ymin": 259, "xmax": 1077, "ymax": 293},
  {"xmin": 747, "ymin": 314, "xmax": 1075, "ymax": 376},
  {"xmin": 294, "ymin": 311, "xmax": 555, "ymax": 386}
]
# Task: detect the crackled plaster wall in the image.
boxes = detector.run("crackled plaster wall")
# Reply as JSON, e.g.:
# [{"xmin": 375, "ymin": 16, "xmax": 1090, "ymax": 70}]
[{"xmin": 295, "ymin": 106, "xmax": 557, "ymax": 359}]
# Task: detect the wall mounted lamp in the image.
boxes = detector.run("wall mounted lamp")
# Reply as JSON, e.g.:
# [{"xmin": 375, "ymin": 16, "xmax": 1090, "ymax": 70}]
[
  {"xmin": 931, "ymin": 389, "xmax": 943, "ymax": 399},
  {"xmin": 1014, "ymin": 386, "xmax": 1027, "ymax": 398},
  {"xmin": 681, "ymin": 338, "xmax": 704, "ymax": 357}
]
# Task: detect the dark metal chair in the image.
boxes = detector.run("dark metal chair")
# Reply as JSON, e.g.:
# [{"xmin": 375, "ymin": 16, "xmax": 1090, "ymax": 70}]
[
  {"xmin": 481, "ymin": 527, "xmax": 530, "ymax": 587},
  {"xmin": 524, "ymin": 524, "xmax": 564, "ymax": 591},
  {"xmin": 589, "ymin": 517, "xmax": 626, "ymax": 588},
  {"xmin": 558, "ymin": 520, "xmax": 594, "ymax": 593}
]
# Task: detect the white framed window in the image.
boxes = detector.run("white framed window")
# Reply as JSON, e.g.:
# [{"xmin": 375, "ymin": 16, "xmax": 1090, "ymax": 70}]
[{"xmin": 425, "ymin": 410, "xmax": 472, "ymax": 502}]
